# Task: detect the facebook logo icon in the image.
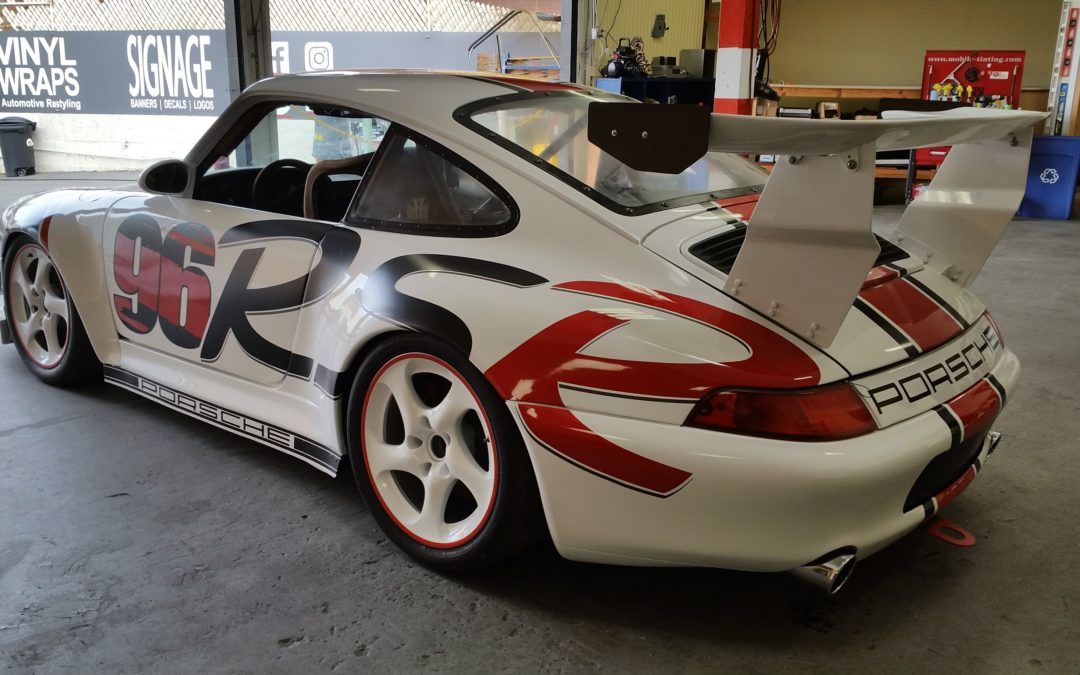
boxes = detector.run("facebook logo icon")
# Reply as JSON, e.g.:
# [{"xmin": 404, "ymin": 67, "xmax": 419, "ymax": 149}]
[{"xmin": 271, "ymin": 41, "xmax": 290, "ymax": 74}]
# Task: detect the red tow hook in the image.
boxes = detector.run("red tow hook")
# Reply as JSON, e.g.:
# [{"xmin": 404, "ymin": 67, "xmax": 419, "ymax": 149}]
[{"xmin": 926, "ymin": 517, "xmax": 977, "ymax": 546}]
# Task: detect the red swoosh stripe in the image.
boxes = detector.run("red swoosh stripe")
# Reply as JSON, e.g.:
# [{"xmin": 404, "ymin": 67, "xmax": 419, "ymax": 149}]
[
  {"xmin": 858, "ymin": 277, "xmax": 964, "ymax": 351},
  {"xmin": 520, "ymin": 405, "xmax": 692, "ymax": 497},
  {"xmin": 486, "ymin": 280, "xmax": 821, "ymax": 498},
  {"xmin": 933, "ymin": 464, "xmax": 978, "ymax": 513},
  {"xmin": 944, "ymin": 378, "xmax": 1002, "ymax": 443}
]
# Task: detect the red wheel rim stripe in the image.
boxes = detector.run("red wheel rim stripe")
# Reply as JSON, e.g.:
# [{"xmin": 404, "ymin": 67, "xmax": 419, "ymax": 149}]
[{"xmin": 360, "ymin": 352, "xmax": 499, "ymax": 549}]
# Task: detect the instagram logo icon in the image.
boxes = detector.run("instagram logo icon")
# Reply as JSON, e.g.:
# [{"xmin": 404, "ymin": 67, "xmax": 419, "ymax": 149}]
[{"xmin": 304, "ymin": 42, "xmax": 334, "ymax": 71}]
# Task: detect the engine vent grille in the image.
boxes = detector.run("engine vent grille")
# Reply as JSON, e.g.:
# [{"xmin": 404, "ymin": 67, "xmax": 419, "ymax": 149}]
[
  {"xmin": 687, "ymin": 224, "xmax": 748, "ymax": 274},
  {"xmin": 689, "ymin": 223, "xmax": 912, "ymax": 275}
]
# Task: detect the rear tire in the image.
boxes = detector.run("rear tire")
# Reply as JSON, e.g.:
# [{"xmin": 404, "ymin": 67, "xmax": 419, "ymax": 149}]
[
  {"xmin": 346, "ymin": 334, "xmax": 541, "ymax": 571},
  {"xmin": 3, "ymin": 239, "xmax": 100, "ymax": 385}
]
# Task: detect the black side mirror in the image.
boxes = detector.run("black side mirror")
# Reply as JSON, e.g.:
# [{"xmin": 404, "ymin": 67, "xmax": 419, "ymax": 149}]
[{"xmin": 139, "ymin": 159, "xmax": 190, "ymax": 195}]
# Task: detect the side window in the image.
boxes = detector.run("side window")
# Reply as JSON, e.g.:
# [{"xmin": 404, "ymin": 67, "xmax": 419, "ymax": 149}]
[
  {"xmin": 194, "ymin": 103, "xmax": 388, "ymax": 219},
  {"xmin": 347, "ymin": 129, "xmax": 514, "ymax": 235},
  {"xmin": 206, "ymin": 105, "xmax": 388, "ymax": 173}
]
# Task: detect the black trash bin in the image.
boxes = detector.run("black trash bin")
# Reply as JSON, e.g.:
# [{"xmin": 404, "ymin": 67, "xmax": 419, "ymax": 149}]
[{"xmin": 0, "ymin": 117, "xmax": 37, "ymax": 177}]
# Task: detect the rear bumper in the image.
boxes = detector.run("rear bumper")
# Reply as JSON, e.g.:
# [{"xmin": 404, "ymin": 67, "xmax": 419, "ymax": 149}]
[{"xmin": 515, "ymin": 348, "xmax": 1019, "ymax": 572}]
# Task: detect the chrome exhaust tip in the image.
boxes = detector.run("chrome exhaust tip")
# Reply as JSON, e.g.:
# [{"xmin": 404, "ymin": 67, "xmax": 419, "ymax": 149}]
[{"xmin": 789, "ymin": 551, "xmax": 857, "ymax": 594}]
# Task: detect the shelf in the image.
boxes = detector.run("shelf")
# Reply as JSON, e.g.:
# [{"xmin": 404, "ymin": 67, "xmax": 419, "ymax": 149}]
[
  {"xmin": 773, "ymin": 85, "xmax": 921, "ymax": 99},
  {"xmin": 773, "ymin": 84, "xmax": 1050, "ymax": 101},
  {"xmin": 760, "ymin": 164, "xmax": 937, "ymax": 181}
]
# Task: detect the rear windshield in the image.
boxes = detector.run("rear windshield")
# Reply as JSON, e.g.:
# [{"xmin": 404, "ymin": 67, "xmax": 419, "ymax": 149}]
[{"xmin": 467, "ymin": 92, "xmax": 767, "ymax": 214}]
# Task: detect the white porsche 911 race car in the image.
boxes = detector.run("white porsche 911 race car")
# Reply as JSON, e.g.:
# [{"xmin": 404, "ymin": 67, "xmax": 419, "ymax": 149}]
[{"xmin": 1, "ymin": 72, "xmax": 1042, "ymax": 592}]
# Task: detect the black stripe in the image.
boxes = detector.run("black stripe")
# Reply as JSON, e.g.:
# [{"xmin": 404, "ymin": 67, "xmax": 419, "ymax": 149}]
[
  {"xmin": 292, "ymin": 438, "xmax": 341, "ymax": 470},
  {"xmin": 364, "ymin": 255, "xmax": 548, "ymax": 358},
  {"xmin": 935, "ymin": 405, "xmax": 963, "ymax": 447},
  {"xmin": 921, "ymin": 500, "xmax": 936, "ymax": 520},
  {"xmin": 314, "ymin": 364, "xmax": 347, "ymax": 399},
  {"xmin": 882, "ymin": 261, "xmax": 908, "ymax": 278},
  {"xmin": 903, "ymin": 275, "xmax": 969, "ymax": 328},
  {"xmin": 853, "ymin": 298, "xmax": 920, "ymax": 357},
  {"xmin": 974, "ymin": 457, "xmax": 983, "ymax": 472},
  {"xmin": 558, "ymin": 383, "xmax": 698, "ymax": 405},
  {"xmin": 986, "ymin": 374, "xmax": 1007, "ymax": 406},
  {"xmin": 103, "ymin": 364, "xmax": 138, "ymax": 387}
]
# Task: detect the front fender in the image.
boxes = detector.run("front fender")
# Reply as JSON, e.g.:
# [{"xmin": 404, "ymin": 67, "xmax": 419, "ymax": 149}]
[{"xmin": 3, "ymin": 189, "xmax": 134, "ymax": 366}]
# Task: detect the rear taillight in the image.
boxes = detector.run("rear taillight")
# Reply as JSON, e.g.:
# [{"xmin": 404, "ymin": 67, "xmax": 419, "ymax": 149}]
[
  {"xmin": 984, "ymin": 311, "xmax": 1005, "ymax": 346},
  {"xmin": 684, "ymin": 383, "xmax": 876, "ymax": 441}
]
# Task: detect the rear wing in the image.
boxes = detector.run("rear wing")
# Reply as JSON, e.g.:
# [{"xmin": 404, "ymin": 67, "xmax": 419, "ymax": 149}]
[{"xmin": 588, "ymin": 104, "xmax": 1045, "ymax": 348}]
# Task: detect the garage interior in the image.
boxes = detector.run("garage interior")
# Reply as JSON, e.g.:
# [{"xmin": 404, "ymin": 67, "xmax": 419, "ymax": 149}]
[{"xmin": 1, "ymin": 0, "xmax": 1079, "ymax": 672}]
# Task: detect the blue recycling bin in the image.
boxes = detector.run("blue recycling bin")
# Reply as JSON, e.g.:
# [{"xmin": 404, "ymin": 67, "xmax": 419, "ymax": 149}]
[{"xmin": 1017, "ymin": 135, "xmax": 1080, "ymax": 220}]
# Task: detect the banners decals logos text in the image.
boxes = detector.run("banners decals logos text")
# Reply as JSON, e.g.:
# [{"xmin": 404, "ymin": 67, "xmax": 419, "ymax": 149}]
[{"xmin": 1, "ymin": 31, "xmax": 229, "ymax": 115}]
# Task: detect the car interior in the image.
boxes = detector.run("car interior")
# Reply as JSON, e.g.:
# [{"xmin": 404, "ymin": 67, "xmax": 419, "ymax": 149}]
[
  {"xmin": 190, "ymin": 102, "xmax": 510, "ymax": 231},
  {"xmin": 191, "ymin": 103, "xmax": 380, "ymax": 222}
]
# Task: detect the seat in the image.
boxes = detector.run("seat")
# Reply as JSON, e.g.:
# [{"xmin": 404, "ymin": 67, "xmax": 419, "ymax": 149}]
[{"xmin": 303, "ymin": 153, "xmax": 374, "ymax": 221}]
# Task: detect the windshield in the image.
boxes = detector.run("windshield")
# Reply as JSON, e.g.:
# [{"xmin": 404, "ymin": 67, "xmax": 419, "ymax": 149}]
[{"xmin": 468, "ymin": 92, "xmax": 767, "ymax": 213}]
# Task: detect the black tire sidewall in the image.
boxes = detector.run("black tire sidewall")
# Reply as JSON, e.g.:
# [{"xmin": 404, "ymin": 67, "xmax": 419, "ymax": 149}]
[{"xmin": 346, "ymin": 334, "xmax": 539, "ymax": 571}]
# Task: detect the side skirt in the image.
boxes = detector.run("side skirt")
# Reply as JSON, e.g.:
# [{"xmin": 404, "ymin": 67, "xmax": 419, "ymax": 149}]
[{"xmin": 103, "ymin": 365, "xmax": 341, "ymax": 475}]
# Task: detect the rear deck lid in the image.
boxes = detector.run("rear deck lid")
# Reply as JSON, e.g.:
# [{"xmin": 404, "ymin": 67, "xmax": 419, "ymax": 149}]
[{"xmin": 644, "ymin": 207, "xmax": 987, "ymax": 376}]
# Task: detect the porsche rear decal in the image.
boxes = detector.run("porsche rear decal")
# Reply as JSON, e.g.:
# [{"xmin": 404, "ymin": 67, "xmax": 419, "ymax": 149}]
[{"xmin": 863, "ymin": 323, "xmax": 1001, "ymax": 415}]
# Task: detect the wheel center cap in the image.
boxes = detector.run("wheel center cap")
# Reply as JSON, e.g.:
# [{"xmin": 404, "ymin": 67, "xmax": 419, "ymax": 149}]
[{"xmin": 429, "ymin": 434, "xmax": 448, "ymax": 461}]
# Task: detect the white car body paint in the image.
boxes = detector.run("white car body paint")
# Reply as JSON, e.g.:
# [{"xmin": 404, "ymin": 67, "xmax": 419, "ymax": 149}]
[{"xmin": 0, "ymin": 72, "xmax": 1030, "ymax": 571}]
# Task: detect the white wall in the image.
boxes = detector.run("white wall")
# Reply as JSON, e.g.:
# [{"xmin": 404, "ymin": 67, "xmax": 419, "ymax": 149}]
[{"xmin": 1, "ymin": 113, "xmax": 215, "ymax": 173}]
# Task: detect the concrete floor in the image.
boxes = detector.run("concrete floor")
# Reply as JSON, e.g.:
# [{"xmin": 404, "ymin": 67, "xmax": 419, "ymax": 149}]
[{"xmin": 1, "ymin": 174, "xmax": 1078, "ymax": 673}]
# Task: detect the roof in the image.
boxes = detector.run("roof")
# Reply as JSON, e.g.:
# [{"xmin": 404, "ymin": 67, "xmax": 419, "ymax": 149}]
[{"xmin": 241, "ymin": 70, "xmax": 591, "ymax": 135}]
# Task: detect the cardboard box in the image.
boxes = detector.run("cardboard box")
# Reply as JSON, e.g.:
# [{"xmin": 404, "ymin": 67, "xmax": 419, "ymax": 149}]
[
  {"xmin": 817, "ymin": 101, "xmax": 840, "ymax": 119},
  {"xmin": 754, "ymin": 98, "xmax": 778, "ymax": 117},
  {"xmin": 854, "ymin": 114, "xmax": 878, "ymax": 120}
]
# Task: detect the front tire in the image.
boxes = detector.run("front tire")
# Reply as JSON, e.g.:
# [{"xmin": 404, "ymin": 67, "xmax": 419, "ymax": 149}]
[
  {"xmin": 3, "ymin": 239, "xmax": 100, "ymax": 385},
  {"xmin": 346, "ymin": 335, "xmax": 540, "ymax": 571}
]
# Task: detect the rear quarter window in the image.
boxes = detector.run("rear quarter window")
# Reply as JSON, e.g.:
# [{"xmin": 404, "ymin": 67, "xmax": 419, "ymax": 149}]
[{"xmin": 346, "ymin": 129, "xmax": 516, "ymax": 237}]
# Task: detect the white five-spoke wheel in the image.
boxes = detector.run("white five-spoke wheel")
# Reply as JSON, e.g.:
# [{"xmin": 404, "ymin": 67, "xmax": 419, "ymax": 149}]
[
  {"xmin": 3, "ymin": 239, "xmax": 100, "ymax": 385},
  {"xmin": 348, "ymin": 336, "xmax": 541, "ymax": 570},
  {"xmin": 6, "ymin": 243, "xmax": 71, "ymax": 368},
  {"xmin": 362, "ymin": 353, "xmax": 497, "ymax": 547}
]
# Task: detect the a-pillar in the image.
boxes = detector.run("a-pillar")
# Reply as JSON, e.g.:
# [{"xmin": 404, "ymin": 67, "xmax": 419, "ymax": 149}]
[{"xmin": 713, "ymin": 0, "xmax": 756, "ymax": 115}]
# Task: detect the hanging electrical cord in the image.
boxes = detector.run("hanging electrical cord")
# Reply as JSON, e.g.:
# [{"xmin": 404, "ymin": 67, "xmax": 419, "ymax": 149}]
[
  {"xmin": 754, "ymin": 0, "xmax": 782, "ymax": 99},
  {"xmin": 608, "ymin": 0, "xmax": 624, "ymax": 36},
  {"xmin": 593, "ymin": 0, "xmax": 625, "ymax": 75}
]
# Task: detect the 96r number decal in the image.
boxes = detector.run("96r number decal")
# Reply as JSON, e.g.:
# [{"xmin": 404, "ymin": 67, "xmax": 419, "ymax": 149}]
[
  {"xmin": 113, "ymin": 215, "xmax": 214, "ymax": 348},
  {"xmin": 111, "ymin": 215, "xmax": 361, "ymax": 378}
]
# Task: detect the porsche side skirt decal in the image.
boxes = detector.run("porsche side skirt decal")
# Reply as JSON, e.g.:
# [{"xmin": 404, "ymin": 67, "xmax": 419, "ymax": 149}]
[{"xmin": 103, "ymin": 365, "xmax": 341, "ymax": 473}]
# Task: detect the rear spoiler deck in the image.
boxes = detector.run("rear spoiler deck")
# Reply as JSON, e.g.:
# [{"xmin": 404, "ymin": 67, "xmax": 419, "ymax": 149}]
[{"xmin": 588, "ymin": 104, "xmax": 1045, "ymax": 348}]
